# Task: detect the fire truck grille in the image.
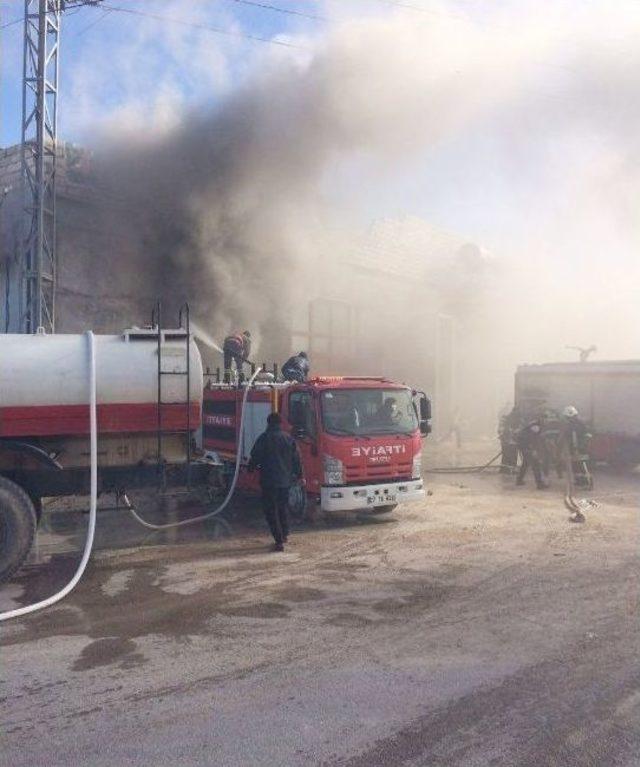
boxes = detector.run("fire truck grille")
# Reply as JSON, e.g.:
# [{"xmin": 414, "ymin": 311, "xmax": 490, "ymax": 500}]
[{"xmin": 345, "ymin": 463, "xmax": 412, "ymax": 482}]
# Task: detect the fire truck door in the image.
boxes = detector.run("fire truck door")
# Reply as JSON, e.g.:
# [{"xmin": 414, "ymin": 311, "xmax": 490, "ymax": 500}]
[{"xmin": 286, "ymin": 390, "xmax": 320, "ymax": 491}]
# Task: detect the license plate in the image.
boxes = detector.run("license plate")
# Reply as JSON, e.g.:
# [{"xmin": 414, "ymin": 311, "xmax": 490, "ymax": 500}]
[{"xmin": 367, "ymin": 493, "xmax": 397, "ymax": 506}]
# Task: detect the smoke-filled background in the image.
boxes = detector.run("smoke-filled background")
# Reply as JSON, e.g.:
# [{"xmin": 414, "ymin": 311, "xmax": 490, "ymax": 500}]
[{"xmin": 2, "ymin": 0, "xmax": 640, "ymax": 433}]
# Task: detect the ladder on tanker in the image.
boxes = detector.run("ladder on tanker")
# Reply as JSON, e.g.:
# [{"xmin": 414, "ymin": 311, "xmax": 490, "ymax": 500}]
[{"xmin": 152, "ymin": 301, "xmax": 192, "ymax": 489}]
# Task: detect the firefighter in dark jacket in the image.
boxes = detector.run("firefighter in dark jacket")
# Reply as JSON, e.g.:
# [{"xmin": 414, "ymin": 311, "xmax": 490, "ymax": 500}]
[
  {"xmin": 223, "ymin": 331, "xmax": 251, "ymax": 381},
  {"xmin": 560, "ymin": 405, "xmax": 593, "ymax": 488},
  {"xmin": 248, "ymin": 412, "xmax": 304, "ymax": 551},
  {"xmin": 282, "ymin": 351, "xmax": 310, "ymax": 383},
  {"xmin": 516, "ymin": 418, "xmax": 549, "ymax": 489}
]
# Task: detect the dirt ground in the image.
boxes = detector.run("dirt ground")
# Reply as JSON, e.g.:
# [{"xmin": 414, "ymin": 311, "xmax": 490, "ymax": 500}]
[{"xmin": 1, "ymin": 455, "xmax": 639, "ymax": 766}]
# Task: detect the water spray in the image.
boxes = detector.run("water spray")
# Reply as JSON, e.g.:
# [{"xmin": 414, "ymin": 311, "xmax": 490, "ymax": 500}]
[{"xmin": 191, "ymin": 322, "xmax": 224, "ymax": 354}]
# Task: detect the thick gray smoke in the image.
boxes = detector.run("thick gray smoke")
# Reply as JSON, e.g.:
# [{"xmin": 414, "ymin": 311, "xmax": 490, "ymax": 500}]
[
  {"xmin": 86, "ymin": 4, "xmax": 640, "ymax": 429},
  {"xmin": 92, "ymin": 11, "xmax": 537, "ymax": 349}
]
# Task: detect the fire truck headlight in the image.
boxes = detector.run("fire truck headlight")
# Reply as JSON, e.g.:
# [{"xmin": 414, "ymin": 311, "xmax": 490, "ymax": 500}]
[
  {"xmin": 323, "ymin": 454, "xmax": 344, "ymax": 486},
  {"xmin": 412, "ymin": 451, "xmax": 423, "ymax": 479}
]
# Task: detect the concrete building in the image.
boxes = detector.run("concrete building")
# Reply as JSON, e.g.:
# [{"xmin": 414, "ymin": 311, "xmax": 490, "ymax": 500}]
[
  {"xmin": 291, "ymin": 216, "xmax": 496, "ymax": 434},
  {"xmin": 0, "ymin": 142, "xmax": 160, "ymax": 334}
]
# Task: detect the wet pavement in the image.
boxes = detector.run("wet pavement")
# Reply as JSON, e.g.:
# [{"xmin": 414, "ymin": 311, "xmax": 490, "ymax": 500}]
[{"xmin": 1, "ymin": 461, "xmax": 639, "ymax": 766}]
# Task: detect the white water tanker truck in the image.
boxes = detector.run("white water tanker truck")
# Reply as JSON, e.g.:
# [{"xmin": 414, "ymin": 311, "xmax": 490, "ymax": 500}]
[{"xmin": 0, "ymin": 323, "xmax": 216, "ymax": 582}]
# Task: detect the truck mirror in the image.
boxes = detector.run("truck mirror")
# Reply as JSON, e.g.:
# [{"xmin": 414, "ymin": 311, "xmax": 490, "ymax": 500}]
[
  {"xmin": 420, "ymin": 420, "xmax": 431, "ymax": 437},
  {"xmin": 416, "ymin": 393, "xmax": 431, "ymax": 437},
  {"xmin": 419, "ymin": 395, "xmax": 432, "ymax": 422}
]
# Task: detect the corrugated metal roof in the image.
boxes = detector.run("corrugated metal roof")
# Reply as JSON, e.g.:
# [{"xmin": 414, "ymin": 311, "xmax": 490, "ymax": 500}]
[{"xmin": 347, "ymin": 215, "xmax": 488, "ymax": 278}]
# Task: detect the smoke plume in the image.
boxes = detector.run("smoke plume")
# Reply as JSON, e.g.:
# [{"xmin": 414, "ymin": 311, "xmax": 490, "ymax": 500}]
[{"xmin": 83, "ymin": 2, "xmax": 640, "ymax": 428}]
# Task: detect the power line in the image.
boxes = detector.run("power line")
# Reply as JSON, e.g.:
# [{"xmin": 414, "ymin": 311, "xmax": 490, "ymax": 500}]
[
  {"xmin": 0, "ymin": 15, "xmax": 21, "ymax": 30},
  {"xmin": 224, "ymin": 0, "xmax": 328, "ymax": 23},
  {"xmin": 0, "ymin": 3, "xmax": 90, "ymax": 31},
  {"xmin": 348, "ymin": 0, "xmax": 441, "ymax": 13},
  {"xmin": 70, "ymin": 7, "xmax": 113, "ymax": 37},
  {"xmin": 341, "ymin": 0, "xmax": 484, "ymax": 24},
  {"xmin": 96, "ymin": 3, "xmax": 308, "ymax": 50}
]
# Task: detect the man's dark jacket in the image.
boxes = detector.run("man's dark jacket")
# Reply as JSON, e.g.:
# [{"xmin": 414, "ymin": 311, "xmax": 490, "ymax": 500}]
[
  {"xmin": 248, "ymin": 424, "xmax": 303, "ymax": 488},
  {"xmin": 517, "ymin": 421, "xmax": 543, "ymax": 452}
]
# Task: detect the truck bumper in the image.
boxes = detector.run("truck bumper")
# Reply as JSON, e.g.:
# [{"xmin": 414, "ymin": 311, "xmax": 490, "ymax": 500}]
[{"xmin": 320, "ymin": 479, "xmax": 425, "ymax": 512}]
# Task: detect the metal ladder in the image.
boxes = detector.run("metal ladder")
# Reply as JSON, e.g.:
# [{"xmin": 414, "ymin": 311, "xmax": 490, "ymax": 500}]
[{"xmin": 152, "ymin": 301, "xmax": 192, "ymax": 488}]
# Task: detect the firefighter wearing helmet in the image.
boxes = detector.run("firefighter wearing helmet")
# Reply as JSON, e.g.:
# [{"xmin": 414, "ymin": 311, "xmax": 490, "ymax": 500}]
[
  {"xmin": 561, "ymin": 405, "xmax": 593, "ymax": 490},
  {"xmin": 223, "ymin": 330, "xmax": 252, "ymax": 382},
  {"xmin": 281, "ymin": 351, "xmax": 310, "ymax": 383}
]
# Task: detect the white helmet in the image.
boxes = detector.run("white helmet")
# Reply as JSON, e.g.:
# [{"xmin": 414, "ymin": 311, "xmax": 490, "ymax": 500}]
[{"xmin": 563, "ymin": 405, "xmax": 579, "ymax": 418}]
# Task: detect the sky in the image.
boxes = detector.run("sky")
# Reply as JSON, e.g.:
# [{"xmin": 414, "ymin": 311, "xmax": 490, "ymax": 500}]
[
  {"xmin": 0, "ymin": 0, "xmax": 315, "ymax": 146},
  {"xmin": 0, "ymin": 0, "xmax": 625, "ymax": 251},
  {"xmin": 1, "ymin": 0, "xmax": 639, "ymax": 360}
]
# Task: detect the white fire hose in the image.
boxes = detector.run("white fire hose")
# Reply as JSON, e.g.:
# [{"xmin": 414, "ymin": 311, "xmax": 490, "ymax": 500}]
[
  {"xmin": 0, "ymin": 331, "xmax": 98, "ymax": 622},
  {"xmin": 0, "ymin": 338, "xmax": 261, "ymax": 621},
  {"xmin": 124, "ymin": 365, "xmax": 262, "ymax": 529}
]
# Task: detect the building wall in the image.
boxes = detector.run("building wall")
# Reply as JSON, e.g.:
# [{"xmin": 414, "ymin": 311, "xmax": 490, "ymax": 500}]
[{"xmin": 0, "ymin": 143, "xmax": 161, "ymax": 334}]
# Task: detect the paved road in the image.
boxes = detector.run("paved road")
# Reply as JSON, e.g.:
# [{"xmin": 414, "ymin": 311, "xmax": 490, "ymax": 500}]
[{"xmin": 1, "ymin": 470, "xmax": 639, "ymax": 766}]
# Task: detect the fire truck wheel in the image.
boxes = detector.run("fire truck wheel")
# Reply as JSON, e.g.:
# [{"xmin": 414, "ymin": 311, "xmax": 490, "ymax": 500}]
[{"xmin": 0, "ymin": 477, "xmax": 37, "ymax": 583}]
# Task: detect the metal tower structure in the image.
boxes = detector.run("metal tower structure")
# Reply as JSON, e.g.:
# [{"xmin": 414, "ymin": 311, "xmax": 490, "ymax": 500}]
[
  {"xmin": 20, "ymin": 0, "xmax": 101, "ymax": 334},
  {"xmin": 20, "ymin": 0, "xmax": 61, "ymax": 333}
]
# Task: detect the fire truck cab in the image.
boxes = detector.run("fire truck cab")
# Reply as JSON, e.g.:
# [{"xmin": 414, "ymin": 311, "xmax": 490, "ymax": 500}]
[{"xmin": 203, "ymin": 376, "xmax": 431, "ymax": 514}]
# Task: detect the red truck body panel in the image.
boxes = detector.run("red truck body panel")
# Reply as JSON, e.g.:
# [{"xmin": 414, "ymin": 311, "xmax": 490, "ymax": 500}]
[{"xmin": 0, "ymin": 402, "xmax": 200, "ymax": 439}]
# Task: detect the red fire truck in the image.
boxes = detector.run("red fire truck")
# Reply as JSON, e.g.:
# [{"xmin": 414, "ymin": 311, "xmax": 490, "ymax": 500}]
[{"xmin": 203, "ymin": 376, "xmax": 431, "ymax": 514}]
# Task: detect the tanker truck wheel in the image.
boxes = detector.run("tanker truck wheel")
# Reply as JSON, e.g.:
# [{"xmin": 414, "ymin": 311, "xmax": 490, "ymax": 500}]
[{"xmin": 0, "ymin": 477, "xmax": 37, "ymax": 583}]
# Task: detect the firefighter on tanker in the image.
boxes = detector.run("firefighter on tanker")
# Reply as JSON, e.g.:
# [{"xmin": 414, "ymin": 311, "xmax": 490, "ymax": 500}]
[
  {"xmin": 223, "ymin": 330, "xmax": 252, "ymax": 382},
  {"xmin": 281, "ymin": 351, "xmax": 310, "ymax": 383}
]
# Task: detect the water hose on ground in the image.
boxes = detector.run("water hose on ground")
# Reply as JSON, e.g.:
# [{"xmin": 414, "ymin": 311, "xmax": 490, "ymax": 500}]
[
  {"xmin": 425, "ymin": 451, "xmax": 503, "ymax": 474},
  {"xmin": 123, "ymin": 366, "xmax": 263, "ymax": 530},
  {"xmin": 0, "ymin": 338, "xmax": 260, "ymax": 620},
  {"xmin": 0, "ymin": 332, "xmax": 98, "ymax": 622}
]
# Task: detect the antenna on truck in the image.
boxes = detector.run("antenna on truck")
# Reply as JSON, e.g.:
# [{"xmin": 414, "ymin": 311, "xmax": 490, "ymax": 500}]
[{"xmin": 566, "ymin": 345, "xmax": 597, "ymax": 363}]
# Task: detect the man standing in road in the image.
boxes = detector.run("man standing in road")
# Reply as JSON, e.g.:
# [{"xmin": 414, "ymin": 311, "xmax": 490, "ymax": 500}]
[{"xmin": 248, "ymin": 412, "xmax": 304, "ymax": 552}]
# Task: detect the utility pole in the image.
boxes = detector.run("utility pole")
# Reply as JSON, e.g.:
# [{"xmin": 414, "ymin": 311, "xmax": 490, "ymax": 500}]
[{"xmin": 19, "ymin": 0, "xmax": 101, "ymax": 334}]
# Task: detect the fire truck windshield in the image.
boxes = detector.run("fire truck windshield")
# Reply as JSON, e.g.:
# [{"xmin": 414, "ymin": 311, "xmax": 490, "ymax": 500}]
[{"xmin": 321, "ymin": 389, "xmax": 418, "ymax": 437}]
